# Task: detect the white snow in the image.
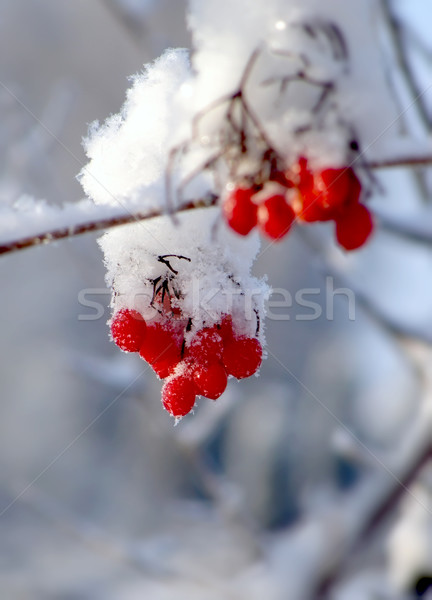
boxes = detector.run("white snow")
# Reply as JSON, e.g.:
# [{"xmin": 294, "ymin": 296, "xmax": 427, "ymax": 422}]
[
  {"xmin": 0, "ymin": 195, "xmax": 124, "ymax": 246},
  {"xmin": 100, "ymin": 207, "xmax": 269, "ymax": 339}
]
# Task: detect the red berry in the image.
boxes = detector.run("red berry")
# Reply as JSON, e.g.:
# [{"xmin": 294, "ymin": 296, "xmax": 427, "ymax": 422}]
[
  {"xmin": 110, "ymin": 309, "xmax": 147, "ymax": 352},
  {"xmin": 161, "ymin": 374, "xmax": 196, "ymax": 418},
  {"xmin": 315, "ymin": 167, "xmax": 361, "ymax": 213},
  {"xmin": 186, "ymin": 326, "xmax": 223, "ymax": 366},
  {"xmin": 257, "ymin": 194, "xmax": 296, "ymax": 240},
  {"xmin": 293, "ymin": 157, "xmax": 314, "ymax": 194},
  {"xmin": 291, "ymin": 160, "xmax": 363, "ymax": 223},
  {"xmin": 295, "ymin": 188, "xmax": 328, "ymax": 222},
  {"xmin": 218, "ymin": 315, "xmax": 235, "ymax": 343},
  {"xmin": 223, "ymin": 187, "xmax": 257, "ymax": 236},
  {"xmin": 292, "ymin": 159, "xmax": 327, "ymax": 222},
  {"xmin": 223, "ymin": 336, "xmax": 262, "ymax": 379},
  {"xmin": 140, "ymin": 321, "xmax": 183, "ymax": 378},
  {"xmin": 193, "ymin": 362, "xmax": 228, "ymax": 400},
  {"xmin": 345, "ymin": 167, "xmax": 362, "ymax": 206},
  {"xmin": 335, "ymin": 203, "xmax": 373, "ymax": 251},
  {"xmin": 315, "ymin": 168, "xmax": 350, "ymax": 211}
]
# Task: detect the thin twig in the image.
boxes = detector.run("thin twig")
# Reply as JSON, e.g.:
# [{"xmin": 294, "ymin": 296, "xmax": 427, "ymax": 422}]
[
  {"xmin": 381, "ymin": 0, "xmax": 431, "ymax": 131},
  {"xmin": 368, "ymin": 155, "xmax": 432, "ymax": 169},
  {"xmin": 0, "ymin": 196, "xmax": 218, "ymax": 257}
]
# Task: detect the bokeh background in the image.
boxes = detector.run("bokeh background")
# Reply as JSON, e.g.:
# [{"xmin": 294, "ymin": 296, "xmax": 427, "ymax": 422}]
[{"xmin": 0, "ymin": 1, "xmax": 431, "ymax": 598}]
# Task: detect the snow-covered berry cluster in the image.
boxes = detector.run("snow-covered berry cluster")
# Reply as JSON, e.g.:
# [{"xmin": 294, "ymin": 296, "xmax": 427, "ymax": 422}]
[
  {"xmin": 223, "ymin": 158, "xmax": 373, "ymax": 250},
  {"xmin": 111, "ymin": 309, "xmax": 262, "ymax": 418},
  {"xmin": 99, "ymin": 209, "xmax": 267, "ymax": 420}
]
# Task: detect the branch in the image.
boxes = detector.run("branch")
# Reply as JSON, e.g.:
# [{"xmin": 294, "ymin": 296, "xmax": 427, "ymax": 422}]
[
  {"xmin": 0, "ymin": 196, "xmax": 218, "ymax": 257},
  {"xmin": 0, "ymin": 150, "xmax": 430, "ymax": 259},
  {"xmin": 380, "ymin": 0, "xmax": 431, "ymax": 131},
  {"xmin": 368, "ymin": 155, "xmax": 432, "ymax": 169}
]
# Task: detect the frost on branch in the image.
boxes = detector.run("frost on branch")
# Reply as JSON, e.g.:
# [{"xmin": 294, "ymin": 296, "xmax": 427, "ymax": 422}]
[{"xmin": 79, "ymin": 0, "xmax": 398, "ymax": 417}]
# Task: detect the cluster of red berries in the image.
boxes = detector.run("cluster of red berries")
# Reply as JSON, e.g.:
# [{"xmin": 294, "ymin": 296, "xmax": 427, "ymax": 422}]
[
  {"xmin": 110, "ymin": 308, "xmax": 263, "ymax": 419},
  {"xmin": 222, "ymin": 158, "xmax": 373, "ymax": 251}
]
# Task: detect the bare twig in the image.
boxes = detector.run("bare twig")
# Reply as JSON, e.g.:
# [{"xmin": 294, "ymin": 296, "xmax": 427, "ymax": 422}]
[
  {"xmin": 367, "ymin": 155, "xmax": 432, "ymax": 169},
  {"xmin": 0, "ymin": 196, "xmax": 218, "ymax": 257},
  {"xmin": 381, "ymin": 0, "xmax": 431, "ymax": 131}
]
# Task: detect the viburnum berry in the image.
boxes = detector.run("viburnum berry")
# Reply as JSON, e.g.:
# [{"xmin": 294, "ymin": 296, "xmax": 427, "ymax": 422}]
[
  {"xmin": 222, "ymin": 187, "xmax": 257, "ymax": 236},
  {"xmin": 291, "ymin": 158, "xmax": 327, "ymax": 222},
  {"xmin": 314, "ymin": 168, "xmax": 350, "ymax": 211},
  {"xmin": 315, "ymin": 167, "xmax": 361, "ymax": 212},
  {"xmin": 140, "ymin": 321, "xmax": 183, "ymax": 378},
  {"xmin": 186, "ymin": 325, "xmax": 223, "ymax": 366},
  {"xmin": 161, "ymin": 374, "xmax": 197, "ymax": 418},
  {"xmin": 193, "ymin": 362, "xmax": 228, "ymax": 400},
  {"xmin": 223, "ymin": 336, "xmax": 263, "ymax": 379},
  {"xmin": 257, "ymin": 193, "xmax": 296, "ymax": 240},
  {"xmin": 291, "ymin": 159, "xmax": 364, "ymax": 223},
  {"xmin": 335, "ymin": 202, "xmax": 374, "ymax": 251},
  {"xmin": 292, "ymin": 157, "xmax": 314, "ymax": 194},
  {"xmin": 110, "ymin": 309, "xmax": 147, "ymax": 352},
  {"xmin": 218, "ymin": 314, "xmax": 235, "ymax": 343}
]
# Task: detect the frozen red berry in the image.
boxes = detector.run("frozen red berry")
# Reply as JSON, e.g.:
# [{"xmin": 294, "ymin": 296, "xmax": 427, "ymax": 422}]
[
  {"xmin": 335, "ymin": 203, "xmax": 373, "ymax": 251},
  {"xmin": 110, "ymin": 309, "xmax": 147, "ymax": 352},
  {"xmin": 315, "ymin": 167, "xmax": 361, "ymax": 212},
  {"xmin": 193, "ymin": 362, "xmax": 228, "ymax": 400},
  {"xmin": 222, "ymin": 187, "xmax": 257, "ymax": 236},
  {"xmin": 291, "ymin": 159, "xmax": 326, "ymax": 222},
  {"xmin": 293, "ymin": 157, "xmax": 314, "ymax": 195},
  {"xmin": 315, "ymin": 168, "xmax": 350, "ymax": 211},
  {"xmin": 257, "ymin": 194, "xmax": 296, "ymax": 240},
  {"xmin": 140, "ymin": 321, "xmax": 183, "ymax": 378},
  {"xmin": 223, "ymin": 336, "xmax": 262, "ymax": 379},
  {"xmin": 186, "ymin": 325, "xmax": 224, "ymax": 366},
  {"xmin": 296, "ymin": 188, "xmax": 329, "ymax": 222},
  {"xmin": 218, "ymin": 315, "xmax": 235, "ymax": 343},
  {"xmin": 161, "ymin": 374, "xmax": 197, "ymax": 418},
  {"xmin": 292, "ymin": 160, "xmax": 364, "ymax": 223}
]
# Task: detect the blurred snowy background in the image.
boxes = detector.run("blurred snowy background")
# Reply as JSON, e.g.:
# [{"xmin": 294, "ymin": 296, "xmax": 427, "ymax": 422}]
[{"xmin": 0, "ymin": 1, "xmax": 431, "ymax": 599}]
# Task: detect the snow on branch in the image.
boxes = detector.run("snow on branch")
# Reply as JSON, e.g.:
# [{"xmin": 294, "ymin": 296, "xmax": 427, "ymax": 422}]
[
  {"xmin": 0, "ymin": 195, "xmax": 217, "ymax": 256},
  {"xmin": 1, "ymin": 144, "xmax": 430, "ymax": 258}
]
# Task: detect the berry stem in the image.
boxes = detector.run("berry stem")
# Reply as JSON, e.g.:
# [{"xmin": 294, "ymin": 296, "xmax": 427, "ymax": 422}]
[{"xmin": 367, "ymin": 155, "xmax": 432, "ymax": 169}]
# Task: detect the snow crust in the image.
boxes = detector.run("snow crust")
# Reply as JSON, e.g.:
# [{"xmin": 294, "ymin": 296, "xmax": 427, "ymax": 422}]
[{"xmin": 100, "ymin": 207, "xmax": 268, "ymax": 338}]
